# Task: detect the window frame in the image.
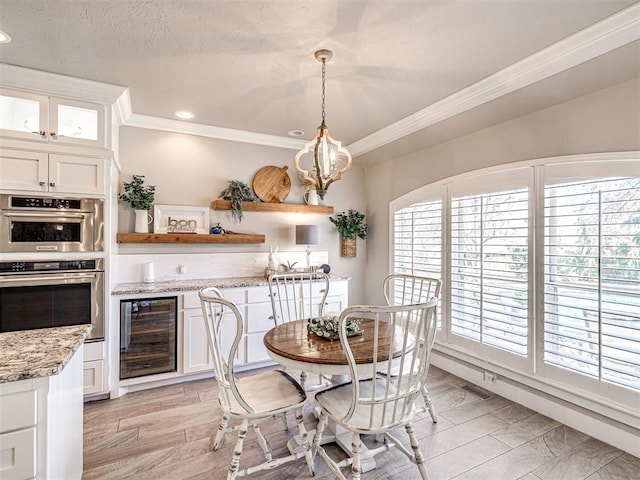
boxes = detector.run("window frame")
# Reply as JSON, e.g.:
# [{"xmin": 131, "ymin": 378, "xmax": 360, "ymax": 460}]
[{"xmin": 389, "ymin": 152, "xmax": 640, "ymax": 416}]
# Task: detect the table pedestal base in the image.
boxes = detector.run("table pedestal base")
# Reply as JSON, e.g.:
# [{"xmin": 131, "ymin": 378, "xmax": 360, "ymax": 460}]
[{"xmin": 286, "ymin": 407, "xmax": 378, "ymax": 473}]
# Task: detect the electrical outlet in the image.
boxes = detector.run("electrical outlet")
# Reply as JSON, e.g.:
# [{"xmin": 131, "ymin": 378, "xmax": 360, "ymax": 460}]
[
  {"xmin": 483, "ymin": 371, "xmax": 497, "ymax": 383},
  {"xmin": 178, "ymin": 264, "xmax": 187, "ymax": 275}
]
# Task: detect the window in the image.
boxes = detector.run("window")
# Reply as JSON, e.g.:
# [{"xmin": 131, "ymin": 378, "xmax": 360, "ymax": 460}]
[
  {"xmin": 393, "ymin": 200, "xmax": 442, "ymax": 278},
  {"xmin": 450, "ymin": 188, "xmax": 529, "ymax": 355},
  {"xmin": 390, "ymin": 155, "xmax": 640, "ymax": 408},
  {"xmin": 543, "ymin": 177, "xmax": 640, "ymax": 390}
]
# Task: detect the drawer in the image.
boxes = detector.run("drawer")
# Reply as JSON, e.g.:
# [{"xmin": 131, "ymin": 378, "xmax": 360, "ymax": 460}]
[
  {"xmin": 84, "ymin": 340, "xmax": 105, "ymax": 362},
  {"xmin": 246, "ymin": 286, "xmax": 275, "ymax": 304},
  {"xmin": 246, "ymin": 302, "xmax": 277, "ymax": 333},
  {"xmin": 0, "ymin": 390, "xmax": 36, "ymax": 432},
  {"xmin": 185, "ymin": 288, "xmax": 246, "ymax": 309},
  {"xmin": 0, "ymin": 428, "xmax": 36, "ymax": 480}
]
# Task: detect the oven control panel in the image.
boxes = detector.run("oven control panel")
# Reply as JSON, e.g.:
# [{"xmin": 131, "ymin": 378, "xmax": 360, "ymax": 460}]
[
  {"xmin": 9, "ymin": 196, "xmax": 83, "ymax": 209},
  {"xmin": 0, "ymin": 259, "xmax": 102, "ymax": 273}
]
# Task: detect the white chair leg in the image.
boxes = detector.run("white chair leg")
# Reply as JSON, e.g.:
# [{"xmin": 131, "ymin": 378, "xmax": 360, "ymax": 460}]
[
  {"xmin": 253, "ymin": 422, "xmax": 273, "ymax": 462},
  {"xmin": 422, "ymin": 385, "xmax": 437, "ymax": 423},
  {"xmin": 280, "ymin": 412, "xmax": 289, "ymax": 431},
  {"xmin": 405, "ymin": 422, "xmax": 428, "ymax": 480},
  {"xmin": 351, "ymin": 431, "xmax": 362, "ymax": 480},
  {"xmin": 227, "ymin": 418, "xmax": 248, "ymax": 480},
  {"xmin": 213, "ymin": 413, "xmax": 229, "ymax": 450},
  {"xmin": 294, "ymin": 407, "xmax": 314, "ymax": 476},
  {"xmin": 300, "ymin": 370, "xmax": 307, "ymax": 390},
  {"xmin": 312, "ymin": 411, "xmax": 327, "ymax": 462}
]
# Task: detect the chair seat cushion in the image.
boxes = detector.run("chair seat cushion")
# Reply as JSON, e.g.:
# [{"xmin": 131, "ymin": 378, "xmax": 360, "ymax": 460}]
[
  {"xmin": 224, "ymin": 370, "xmax": 306, "ymax": 416},
  {"xmin": 315, "ymin": 378, "xmax": 416, "ymax": 433}
]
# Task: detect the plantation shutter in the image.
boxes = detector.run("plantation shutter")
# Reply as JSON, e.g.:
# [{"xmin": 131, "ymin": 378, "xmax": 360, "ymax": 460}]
[
  {"xmin": 543, "ymin": 176, "xmax": 640, "ymax": 390},
  {"xmin": 450, "ymin": 187, "xmax": 529, "ymax": 356}
]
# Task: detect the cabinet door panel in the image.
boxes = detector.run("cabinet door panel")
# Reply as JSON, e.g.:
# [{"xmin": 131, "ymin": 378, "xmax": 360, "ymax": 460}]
[
  {"xmin": 49, "ymin": 97, "xmax": 106, "ymax": 148},
  {"xmin": 245, "ymin": 333, "xmax": 271, "ymax": 364},
  {"xmin": 0, "ymin": 148, "xmax": 47, "ymax": 191},
  {"xmin": 183, "ymin": 310, "xmax": 214, "ymax": 374},
  {"xmin": 0, "ymin": 88, "xmax": 47, "ymax": 142},
  {"xmin": 83, "ymin": 359, "xmax": 105, "ymax": 396},
  {"xmin": 48, "ymin": 154, "xmax": 105, "ymax": 195},
  {"xmin": 0, "ymin": 428, "xmax": 36, "ymax": 480}
]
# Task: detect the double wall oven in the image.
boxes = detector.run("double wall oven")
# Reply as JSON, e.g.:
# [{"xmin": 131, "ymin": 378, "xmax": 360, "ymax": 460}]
[{"xmin": 0, "ymin": 194, "xmax": 105, "ymax": 342}]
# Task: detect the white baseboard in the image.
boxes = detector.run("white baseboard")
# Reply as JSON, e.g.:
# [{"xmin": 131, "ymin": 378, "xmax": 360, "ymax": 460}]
[{"xmin": 431, "ymin": 351, "xmax": 640, "ymax": 457}]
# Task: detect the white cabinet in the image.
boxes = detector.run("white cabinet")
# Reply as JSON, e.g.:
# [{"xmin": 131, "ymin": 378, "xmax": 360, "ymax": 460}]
[
  {"xmin": 0, "ymin": 88, "xmax": 107, "ymax": 149},
  {"xmin": 0, "ymin": 345, "xmax": 84, "ymax": 480},
  {"xmin": 83, "ymin": 341, "xmax": 106, "ymax": 396},
  {"xmin": 181, "ymin": 290, "xmax": 243, "ymax": 374},
  {"xmin": 0, "ymin": 147, "xmax": 105, "ymax": 195}
]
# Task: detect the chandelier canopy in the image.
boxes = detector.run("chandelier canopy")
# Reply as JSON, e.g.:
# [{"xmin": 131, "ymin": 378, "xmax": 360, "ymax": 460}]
[{"xmin": 293, "ymin": 49, "xmax": 352, "ymax": 200}]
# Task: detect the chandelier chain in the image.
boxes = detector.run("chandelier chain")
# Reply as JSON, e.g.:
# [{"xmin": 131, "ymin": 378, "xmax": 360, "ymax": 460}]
[{"xmin": 321, "ymin": 58, "xmax": 326, "ymax": 123}]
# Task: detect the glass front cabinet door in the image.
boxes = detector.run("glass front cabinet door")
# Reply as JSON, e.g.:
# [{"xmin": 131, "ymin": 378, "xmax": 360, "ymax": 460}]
[{"xmin": 0, "ymin": 88, "xmax": 107, "ymax": 149}]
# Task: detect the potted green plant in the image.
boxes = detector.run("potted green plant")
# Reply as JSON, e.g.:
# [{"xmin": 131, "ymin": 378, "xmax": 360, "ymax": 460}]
[
  {"xmin": 329, "ymin": 209, "xmax": 367, "ymax": 257},
  {"xmin": 220, "ymin": 180, "xmax": 259, "ymax": 222},
  {"xmin": 119, "ymin": 174, "xmax": 156, "ymax": 233}
]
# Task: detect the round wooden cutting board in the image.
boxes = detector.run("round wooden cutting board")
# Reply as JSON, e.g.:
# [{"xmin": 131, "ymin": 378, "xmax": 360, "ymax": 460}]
[{"xmin": 252, "ymin": 166, "xmax": 291, "ymax": 203}]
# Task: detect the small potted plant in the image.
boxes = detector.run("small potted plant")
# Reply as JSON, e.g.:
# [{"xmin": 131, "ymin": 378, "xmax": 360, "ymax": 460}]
[
  {"xmin": 329, "ymin": 209, "xmax": 367, "ymax": 257},
  {"xmin": 220, "ymin": 180, "xmax": 259, "ymax": 222},
  {"xmin": 119, "ymin": 174, "xmax": 156, "ymax": 233}
]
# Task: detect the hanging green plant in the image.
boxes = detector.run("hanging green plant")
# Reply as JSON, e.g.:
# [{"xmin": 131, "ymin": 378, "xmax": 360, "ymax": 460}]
[
  {"xmin": 220, "ymin": 180, "xmax": 259, "ymax": 222},
  {"xmin": 329, "ymin": 209, "xmax": 367, "ymax": 239}
]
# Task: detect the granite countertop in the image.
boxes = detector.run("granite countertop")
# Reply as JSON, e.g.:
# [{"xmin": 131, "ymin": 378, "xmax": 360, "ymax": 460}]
[
  {"xmin": 112, "ymin": 274, "xmax": 348, "ymax": 296},
  {"xmin": 0, "ymin": 325, "xmax": 92, "ymax": 383}
]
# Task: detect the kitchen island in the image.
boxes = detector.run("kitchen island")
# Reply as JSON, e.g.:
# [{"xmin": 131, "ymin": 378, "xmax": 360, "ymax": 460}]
[{"xmin": 0, "ymin": 325, "xmax": 91, "ymax": 480}]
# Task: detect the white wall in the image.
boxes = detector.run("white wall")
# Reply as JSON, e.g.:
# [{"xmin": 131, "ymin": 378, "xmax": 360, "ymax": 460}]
[
  {"xmin": 363, "ymin": 78, "xmax": 640, "ymax": 304},
  {"xmin": 116, "ymin": 127, "xmax": 368, "ymax": 302}
]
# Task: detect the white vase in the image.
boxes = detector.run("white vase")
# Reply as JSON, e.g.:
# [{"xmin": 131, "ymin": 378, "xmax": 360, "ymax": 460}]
[{"xmin": 134, "ymin": 209, "xmax": 151, "ymax": 233}]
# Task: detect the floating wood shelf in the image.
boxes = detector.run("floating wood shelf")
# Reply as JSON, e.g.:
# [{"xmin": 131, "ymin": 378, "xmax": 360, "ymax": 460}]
[
  {"xmin": 211, "ymin": 199, "xmax": 333, "ymax": 214},
  {"xmin": 117, "ymin": 232, "xmax": 265, "ymax": 244}
]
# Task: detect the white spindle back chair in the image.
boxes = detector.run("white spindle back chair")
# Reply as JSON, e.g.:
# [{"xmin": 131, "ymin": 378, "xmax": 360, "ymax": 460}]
[
  {"xmin": 383, "ymin": 273, "xmax": 442, "ymax": 422},
  {"xmin": 199, "ymin": 287, "xmax": 314, "ymax": 480},
  {"xmin": 312, "ymin": 300, "xmax": 439, "ymax": 479},
  {"xmin": 268, "ymin": 272, "xmax": 330, "ymax": 389}
]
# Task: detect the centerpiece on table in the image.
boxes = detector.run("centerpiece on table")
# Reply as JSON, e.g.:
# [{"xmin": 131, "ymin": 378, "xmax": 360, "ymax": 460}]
[{"xmin": 308, "ymin": 314, "xmax": 362, "ymax": 340}]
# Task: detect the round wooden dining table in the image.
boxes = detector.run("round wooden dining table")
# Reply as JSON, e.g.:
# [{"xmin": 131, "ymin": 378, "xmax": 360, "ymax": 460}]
[
  {"xmin": 263, "ymin": 317, "xmax": 414, "ymax": 473},
  {"xmin": 263, "ymin": 317, "xmax": 409, "ymax": 378}
]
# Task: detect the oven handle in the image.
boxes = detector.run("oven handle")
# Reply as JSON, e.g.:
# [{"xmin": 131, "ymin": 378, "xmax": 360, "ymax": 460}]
[
  {"xmin": 3, "ymin": 212, "xmax": 87, "ymax": 219},
  {"xmin": 0, "ymin": 273, "xmax": 100, "ymax": 287}
]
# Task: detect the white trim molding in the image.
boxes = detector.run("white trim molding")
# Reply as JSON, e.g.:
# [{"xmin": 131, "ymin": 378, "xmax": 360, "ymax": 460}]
[
  {"xmin": 347, "ymin": 2, "xmax": 640, "ymax": 157},
  {"xmin": 0, "ymin": 63, "xmax": 127, "ymax": 105},
  {"xmin": 124, "ymin": 113, "xmax": 305, "ymax": 150}
]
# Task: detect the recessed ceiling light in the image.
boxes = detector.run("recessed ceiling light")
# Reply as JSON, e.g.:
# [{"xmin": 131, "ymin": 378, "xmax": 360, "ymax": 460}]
[
  {"xmin": 288, "ymin": 129, "xmax": 305, "ymax": 137},
  {"xmin": 175, "ymin": 111, "xmax": 195, "ymax": 120},
  {"xmin": 0, "ymin": 30, "xmax": 12, "ymax": 44}
]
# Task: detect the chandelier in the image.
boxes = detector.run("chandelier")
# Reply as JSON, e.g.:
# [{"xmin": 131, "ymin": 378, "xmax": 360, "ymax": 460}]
[{"xmin": 294, "ymin": 49, "xmax": 352, "ymax": 200}]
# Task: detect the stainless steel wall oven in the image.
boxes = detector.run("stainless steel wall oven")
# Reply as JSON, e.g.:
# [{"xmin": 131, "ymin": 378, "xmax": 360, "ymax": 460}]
[
  {"xmin": 0, "ymin": 259, "xmax": 104, "ymax": 341},
  {"xmin": 0, "ymin": 194, "xmax": 104, "ymax": 253}
]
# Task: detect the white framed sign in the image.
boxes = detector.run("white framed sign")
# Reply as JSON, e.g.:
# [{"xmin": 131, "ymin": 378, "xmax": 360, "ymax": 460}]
[{"xmin": 153, "ymin": 205, "xmax": 209, "ymax": 234}]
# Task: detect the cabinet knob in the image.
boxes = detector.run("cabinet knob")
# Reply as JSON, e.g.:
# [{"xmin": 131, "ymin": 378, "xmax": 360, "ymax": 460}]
[
  {"xmin": 39, "ymin": 181, "xmax": 46, "ymax": 186},
  {"xmin": 49, "ymin": 182, "xmax": 56, "ymax": 187},
  {"xmin": 319, "ymin": 289, "xmax": 326, "ymax": 293},
  {"xmin": 39, "ymin": 131, "xmax": 47, "ymax": 138},
  {"xmin": 50, "ymin": 132, "xmax": 57, "ymax": 139}
]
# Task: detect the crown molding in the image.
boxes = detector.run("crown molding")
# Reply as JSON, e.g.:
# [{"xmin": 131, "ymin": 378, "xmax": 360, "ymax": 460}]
[
  {"xmin": 124, "ymin": 113, "xmax": 305, "ymax": 150},
  {"xmin": 112, "ymin": 89, "xmax": 132, "ymax": 126},
  {"xmin": 0, "ymin": 63, "xmax": 127, "ymax": 105},
  {"xmin": 347, "ymin": 2, "xmax": 640, "ymax": 157}
]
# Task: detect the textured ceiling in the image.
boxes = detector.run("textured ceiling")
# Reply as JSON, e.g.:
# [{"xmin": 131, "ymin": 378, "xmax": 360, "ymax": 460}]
[{"xmin": 0, "ymin": 0, "xmax": 638, "ymax": 162}]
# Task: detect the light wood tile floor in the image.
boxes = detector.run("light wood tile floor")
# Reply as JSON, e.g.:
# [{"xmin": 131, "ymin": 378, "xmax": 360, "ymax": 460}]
[{"xmin": 83, "ymin": 367, "xmax": 639, "ymax": 479}]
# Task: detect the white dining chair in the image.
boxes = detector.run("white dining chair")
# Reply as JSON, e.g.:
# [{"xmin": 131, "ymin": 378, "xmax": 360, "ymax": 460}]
[
  {"xmin": 312, "ymin": 299, "xmax": 439, "ymax": 480},
  {"xmin": 268, "ymin": 271, "xmax": 330, "ymax": 389},
  {"xmin": 383, "ymin": 273, "xmax": 442, "ymax": 422},
  {"xmin": 199, "ymin": 287, "xmax": 314, "ymax": 480}
]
